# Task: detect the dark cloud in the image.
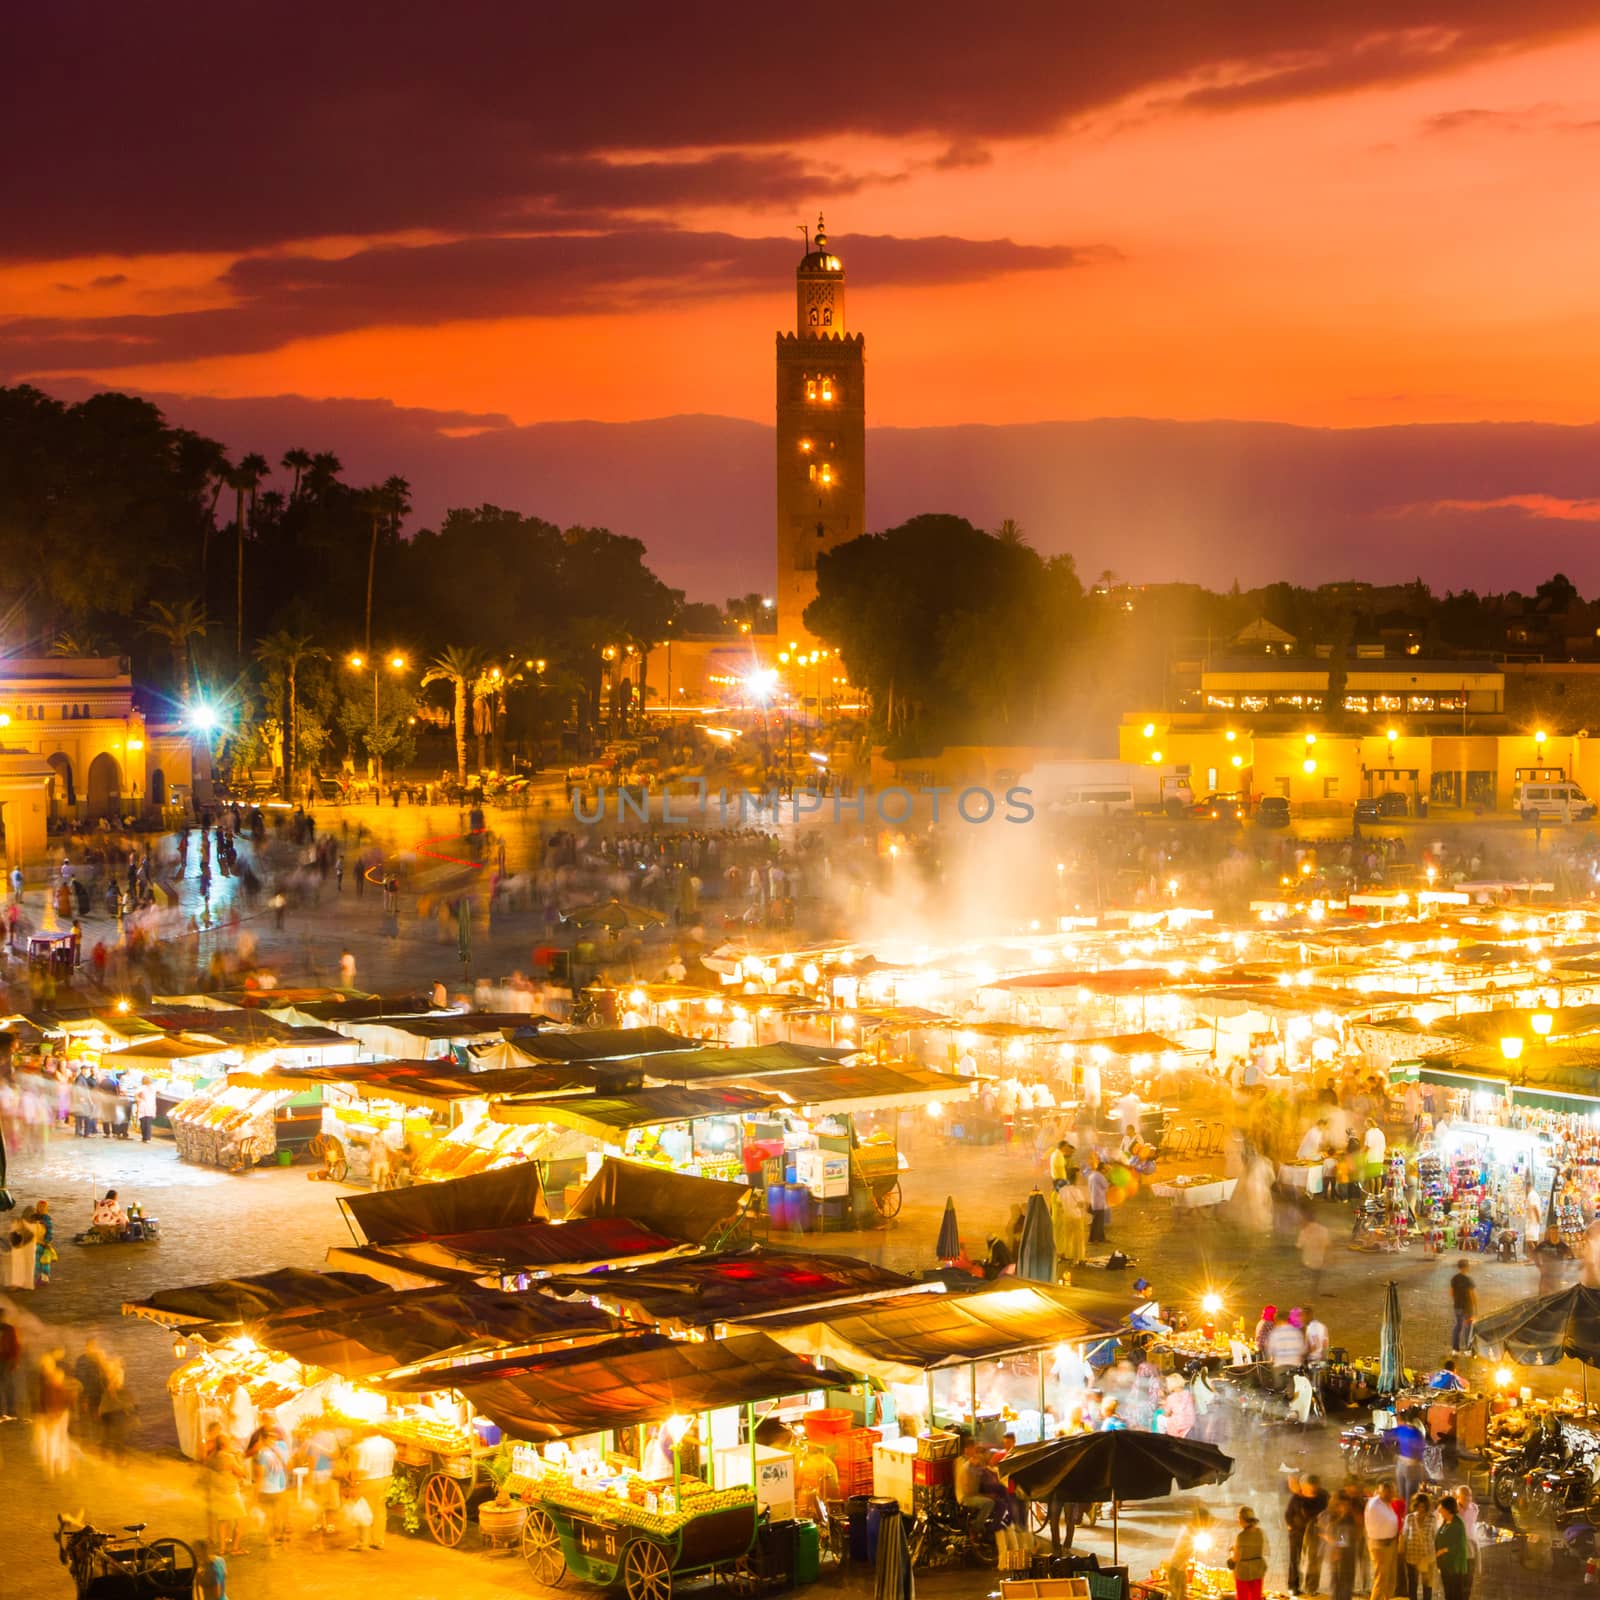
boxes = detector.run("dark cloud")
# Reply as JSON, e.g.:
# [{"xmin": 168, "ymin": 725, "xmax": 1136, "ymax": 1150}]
[
  {"xmin": 3, "ymin": 3, "xmax": 1596, "ymax": 257},
  {"xmin": 1420, "ymin": 102, "xmax": 1600, "ymax": 134},
  {"xmin": 0, "ymin": 230, "xmax": 1110, "ymax": 372}
]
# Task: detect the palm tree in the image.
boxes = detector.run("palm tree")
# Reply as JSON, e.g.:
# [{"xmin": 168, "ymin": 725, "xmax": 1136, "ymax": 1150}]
[
  {"xmin": 144, "ymin": 599, "xmax": 209, "ymax": 704},
  {"xmin": 280, "ymin": 446, "xmax": 312, "ymax": 500},
  {"xmin": 233, "ymin": 453, "xmax": 269, "ymax": 654},
  {"xmin": 304, "ymin": 451, "xmax": 343, "ymax": 501},
  {"xmin": 255, "ymin": 630, "xmax": 326, "ymax": 798},
  {"xmin": 47, "ymin": 629, "xmax": 111, "ymax": 658},
  {"xmin": 201, "ymin": 452, "xmax": 232, "ymax": 599},
  {"xmin": 362, "ymin": 476, "xmax": 412, "ymax": 653},
  {"xmin": 422, "ymin": 646, "xmax": 486, "ymax": 789},
  {"xmin": 995, "ymin": 518, "xmax": 1028, "ymax": 546}
]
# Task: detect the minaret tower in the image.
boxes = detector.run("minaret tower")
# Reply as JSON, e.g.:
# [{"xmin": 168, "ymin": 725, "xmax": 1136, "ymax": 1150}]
[{"xmin": 775, "ymin": 214, "xmax": 866, "ymax": 650}]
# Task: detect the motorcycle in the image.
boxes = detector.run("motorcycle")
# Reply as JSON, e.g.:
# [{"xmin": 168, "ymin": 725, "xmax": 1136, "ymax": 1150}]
[
  {"xmin": 1338, "ymin": 1425, "xmax": 1396, "ymax": 1478},
  {"xmin": 1512, "ymin": 1443, "xmax": 1600, "ymax": 1529}
]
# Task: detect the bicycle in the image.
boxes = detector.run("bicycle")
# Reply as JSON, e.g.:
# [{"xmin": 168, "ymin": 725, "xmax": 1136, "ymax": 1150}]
[{"xmin": 56, "ymin": 1516, "xmax": 196, "ymax": 1599}]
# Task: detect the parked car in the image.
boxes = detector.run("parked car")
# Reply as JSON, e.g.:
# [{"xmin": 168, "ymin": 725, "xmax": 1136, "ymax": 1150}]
[
  {"xmin": 1354, "ymin": 792, "xmax": 1409, "ymax": 821},
  {"xmin": 1255, "ymin": 795, "xmax": 1291, "ymax": 828},
  {"xmin": 1191, "ymin": 791, "xmax": 1248, "ymax": 821}
]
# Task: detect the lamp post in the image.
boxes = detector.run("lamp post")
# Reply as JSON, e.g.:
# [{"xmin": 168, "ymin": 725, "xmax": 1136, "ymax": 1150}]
[
  {"xmin": 1500, "ymin": 1034, "xmax": 1525, "ymax": 1099},
  {"xmin": 348, "ymin": 651, "xmax": 407, "ymax": 790}
]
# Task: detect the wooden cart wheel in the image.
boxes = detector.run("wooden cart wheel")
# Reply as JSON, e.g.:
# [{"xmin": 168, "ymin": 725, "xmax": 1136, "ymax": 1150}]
[
  {"xmin": 621, "ymin": 1537, "xmax": 673, "ymax": 1600},
  {"xmin": 522, "ymin": 1507, "xmax": 567, "ymax": 1585},
  {"xmin": 423, "ymin": 1472, "xmax": 469, "ymax": 1546},
  {"xmin": 875, "ymin": 1178, "xmax": 903, "ymax": 1218}
]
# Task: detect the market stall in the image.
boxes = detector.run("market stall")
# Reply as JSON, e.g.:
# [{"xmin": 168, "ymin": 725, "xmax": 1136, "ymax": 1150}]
[
  {"xmin": 734, "ymin": 1281, "xmax": 1133, "ymax": 1508},
  {"xmin": 375, "ymin": 1330, "xmax": 851, "ymax": 1588},
  {"xmin": 487, "ymin": 1085, "xmax": 777, "ymax": 1188},
  {"xmin": 168, "ymin": 1076, "xmax": 320, "ymax": 1168}
]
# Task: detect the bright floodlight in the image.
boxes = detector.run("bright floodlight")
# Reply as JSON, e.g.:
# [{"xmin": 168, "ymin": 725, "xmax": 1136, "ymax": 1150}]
[
  {"xmin": 746, "ymin": 668, "xmax": 779, "ymax": 701},
  {"xmin": 190, "ymin": 703, "xmax": 219, "ymax": 732}
]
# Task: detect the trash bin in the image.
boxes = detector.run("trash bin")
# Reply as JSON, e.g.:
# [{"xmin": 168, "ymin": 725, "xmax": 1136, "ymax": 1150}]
[
  {"xmin": 794, "ymin": 1520, "xmax": 821, "ymax": 1584},
  {"xmin": 847, "ymin": 1494, "xmax": 871, "ymax": 1562},
  {"xmin": 865, "ymin": 1496, "xmax": 899, "ymax": 1563}
]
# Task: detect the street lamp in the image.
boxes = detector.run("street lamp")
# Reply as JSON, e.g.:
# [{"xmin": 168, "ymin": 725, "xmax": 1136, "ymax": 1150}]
[
  {"xmin": 348, "ymin": 650, "xmax": 407, "ymax": 788},
  {"xmin": 1500, "ymin": 1034, "xmax": 1525, "ymax": 1092}
]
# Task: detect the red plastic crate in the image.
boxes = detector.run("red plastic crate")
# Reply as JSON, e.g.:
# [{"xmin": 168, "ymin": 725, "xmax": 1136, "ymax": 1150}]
[{"xmin": 913, "ymin": 1457, "xmax": 953, "ymax": 1487}]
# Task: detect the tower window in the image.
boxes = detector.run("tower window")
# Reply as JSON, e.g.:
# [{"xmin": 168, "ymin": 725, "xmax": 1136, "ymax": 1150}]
[
  {"xmin": 816, "ymin": 522, "xmax": 826, "ymax": 540},
  {"xmin": 808, "ymin": 308, "xmax": 819, "ymax": 326},
  {"xmin": 821, "ymin": 308, "xmax": 832, "ymax": 327}
]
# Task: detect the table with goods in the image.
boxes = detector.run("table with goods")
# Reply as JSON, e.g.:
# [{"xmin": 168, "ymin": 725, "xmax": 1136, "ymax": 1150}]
[
  {"xmin": 169, "ymin": 1081, "xmax": 302, "ymax": 1169},
  {"xmin": 507, "ymin": 1441, "xmax": 761, "ymax": 1600}
]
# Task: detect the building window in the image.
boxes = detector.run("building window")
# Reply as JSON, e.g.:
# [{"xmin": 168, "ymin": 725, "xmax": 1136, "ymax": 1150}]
[
  {"xmin": 1323, "ymin": 777, "xmax": 1340, "ymax": 799},
  {"xmin": 816, "ymin": 522, "xmax": 825, "ymax": 540},
  {"xmin": 821, "ymin": 308, "xmax": 832, "ymax": 326},
  {"xmin": 808, "ymin": 308, "xmax": 819, "ymax": 326}
]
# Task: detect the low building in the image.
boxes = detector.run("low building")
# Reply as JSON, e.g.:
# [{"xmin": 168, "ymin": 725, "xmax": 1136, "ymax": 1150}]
[
  {"xmin": 1122, "ymin": 657, "xmax": 1598, "ymax": 813},
  {"xmin": 0, "ymin": 658, "xmax": 196, "ymax": 862}
]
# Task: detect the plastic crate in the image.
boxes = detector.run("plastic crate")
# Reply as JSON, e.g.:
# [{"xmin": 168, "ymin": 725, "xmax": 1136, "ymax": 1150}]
[
  {"xmin": 916, "ymin": 1430, "xmax": 960, "ymax": 1460},
  {"xmin": 912, "ymin": 1457, "xmax": 953, "ymax": 1487}
]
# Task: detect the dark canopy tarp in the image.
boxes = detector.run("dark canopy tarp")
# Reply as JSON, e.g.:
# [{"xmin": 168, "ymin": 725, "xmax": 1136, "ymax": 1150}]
[
  {"xmin": 637, "ymin": 1042, "xmax": 853, "ymax": 1084},
  {"xmin": 1474, "ymin": 1284, "xmax": 1600, "ymax": 1367},
  {"xmin": 123, "ymin": 1268, "xmax": 390, "ymax": 1326},
  {"xmin": 378, "ymin": 1331, "xmax": 849, "ymax": 1441},
  {"xmin": 489, "ymin": 1085, "xmax": 774, "ymax": 1136},
  {"xmin": 368, "ymin": 1216, "xmax": 683, "ymax": 1275},
  {"xmin": 516, "ymin": 1028, "xmax": 700, "ymax": 1064},
  {"xmin": 566, "ymin": 1156, "xmax": 751, "ymax": 1245},
  {"xmin": 213, "ymin": 1286, "xmax": 620, "ymax": 1378},
  {"xmin": 547, "ymin": 1248, "xmax": 919, "ymax": 1328},
  {"xmin": 343, "ymin": 1160, "xmax": 548, "ymax": 1245},
  {"xmin": 743, "ymin": 1282, "xmax": 1133, "ymax": 1381}
]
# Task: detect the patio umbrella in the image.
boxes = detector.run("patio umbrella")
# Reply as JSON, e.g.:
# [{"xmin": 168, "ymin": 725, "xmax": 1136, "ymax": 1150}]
[
  {"xmin": 1000, "ymin": 1430, "xmax": 1233, "ymax": 1563},
  {"xmin": 936, "ymin": 1197, "xmax": 960, "ymax": 1262},
  {"xmin": 1377, "ymin": 1279, "xmax": 1404, "ymax": 1395},
  {"xmin": 1475, "ymin": 1284, "xmax": 1600, "ymax": 1369},
  {"xmin": 1016, "ymin": 1189, "xmax": 1057, "ymax": 1285},
  {"xmin": 561, "ymin": 898, "xmax": 665, "ymax": 931}
]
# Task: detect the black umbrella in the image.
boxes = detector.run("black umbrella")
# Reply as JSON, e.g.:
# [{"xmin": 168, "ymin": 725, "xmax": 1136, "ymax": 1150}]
[
  {"xmin": 936, "ymin": 1197, "xmax": 960, "ymax": 1262},
  {"xmin": 1000, "ymin": 1430, "xmax": 1233, "ymax": 1563},
  {"xmin": 1476, "ymin": 1283, "xmax": 1600, "ymax": 1373},
  {"xmin": 1016, "ymin": 1189, "xmax": 1057, "ymax": 1285}
]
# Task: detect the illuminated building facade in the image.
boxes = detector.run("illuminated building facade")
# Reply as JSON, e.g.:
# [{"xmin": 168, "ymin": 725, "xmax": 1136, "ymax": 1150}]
[{"xmin": 0, "ymin": 657, "xmax": 195, "ymax": 863}]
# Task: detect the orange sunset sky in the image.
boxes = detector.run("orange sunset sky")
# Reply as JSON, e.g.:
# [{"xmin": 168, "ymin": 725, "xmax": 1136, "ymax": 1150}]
[
  {"xmin": 7, "ymin": 5, "xmax": 1600, "ymax": 430},
  {"xmin": 11, "ymin": 4, "xmax": 1600, "ymax": 596}
]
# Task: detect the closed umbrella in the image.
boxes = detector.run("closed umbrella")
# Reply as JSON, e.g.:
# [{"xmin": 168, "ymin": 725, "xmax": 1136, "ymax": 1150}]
[
  {"xmin": 874, "ymin": 1497, "xmax": 912, "ymax": 1600},
  {"xmin": 936, "ymin": 1197, "xmax": 960, "ymax": 1262},
  {"xmin": 1377, "ymin": 1279, "xmax": 1404, "ymax": 1395},
  {"xmin": 456, "ymin": 896, "xmax": 472, "ymax": 978},
  {"xmin": 1000, "ymin": 1429, "xmax": 1233, "ymax": 1563},
  {"xmin": 1016, "ymin": 1189, "xmax": 1057, "ymax": 1285}
]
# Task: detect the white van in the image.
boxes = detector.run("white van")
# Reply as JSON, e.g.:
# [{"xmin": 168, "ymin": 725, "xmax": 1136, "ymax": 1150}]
[
  {"xmin": 1515, "ymin": 780, "xmax": 1597, "ymax": 822},
  {"xmin": 1054, "ymin": 784, "xmax": 1136, "ymax": 816}
]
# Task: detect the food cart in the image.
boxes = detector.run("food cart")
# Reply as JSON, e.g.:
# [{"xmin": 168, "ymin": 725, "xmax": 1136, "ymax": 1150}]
[{"xmin": 374, "ymin": 1330, "xmax": 850, "ymax": 1594}]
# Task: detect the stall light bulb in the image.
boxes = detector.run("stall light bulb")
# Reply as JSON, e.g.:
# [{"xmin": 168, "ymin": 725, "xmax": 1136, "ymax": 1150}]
[
  {"xmin": 1495, "ymin": 1367, "xmax": 1513, "ymax": 1388},
  {"xmin": 1201, "ymin": 1292, "xmax": 1223, "ymax": 1316}
]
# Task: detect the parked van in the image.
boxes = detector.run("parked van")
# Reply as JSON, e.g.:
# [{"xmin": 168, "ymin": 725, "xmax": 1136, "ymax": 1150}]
[
  {"xmin": 1054, "ymin": 784, "xmax": 1136, "ymax": 816},
  {"xmin": 1515, "ymin": 780, "xmax": 1596, "ymax": 822}
]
